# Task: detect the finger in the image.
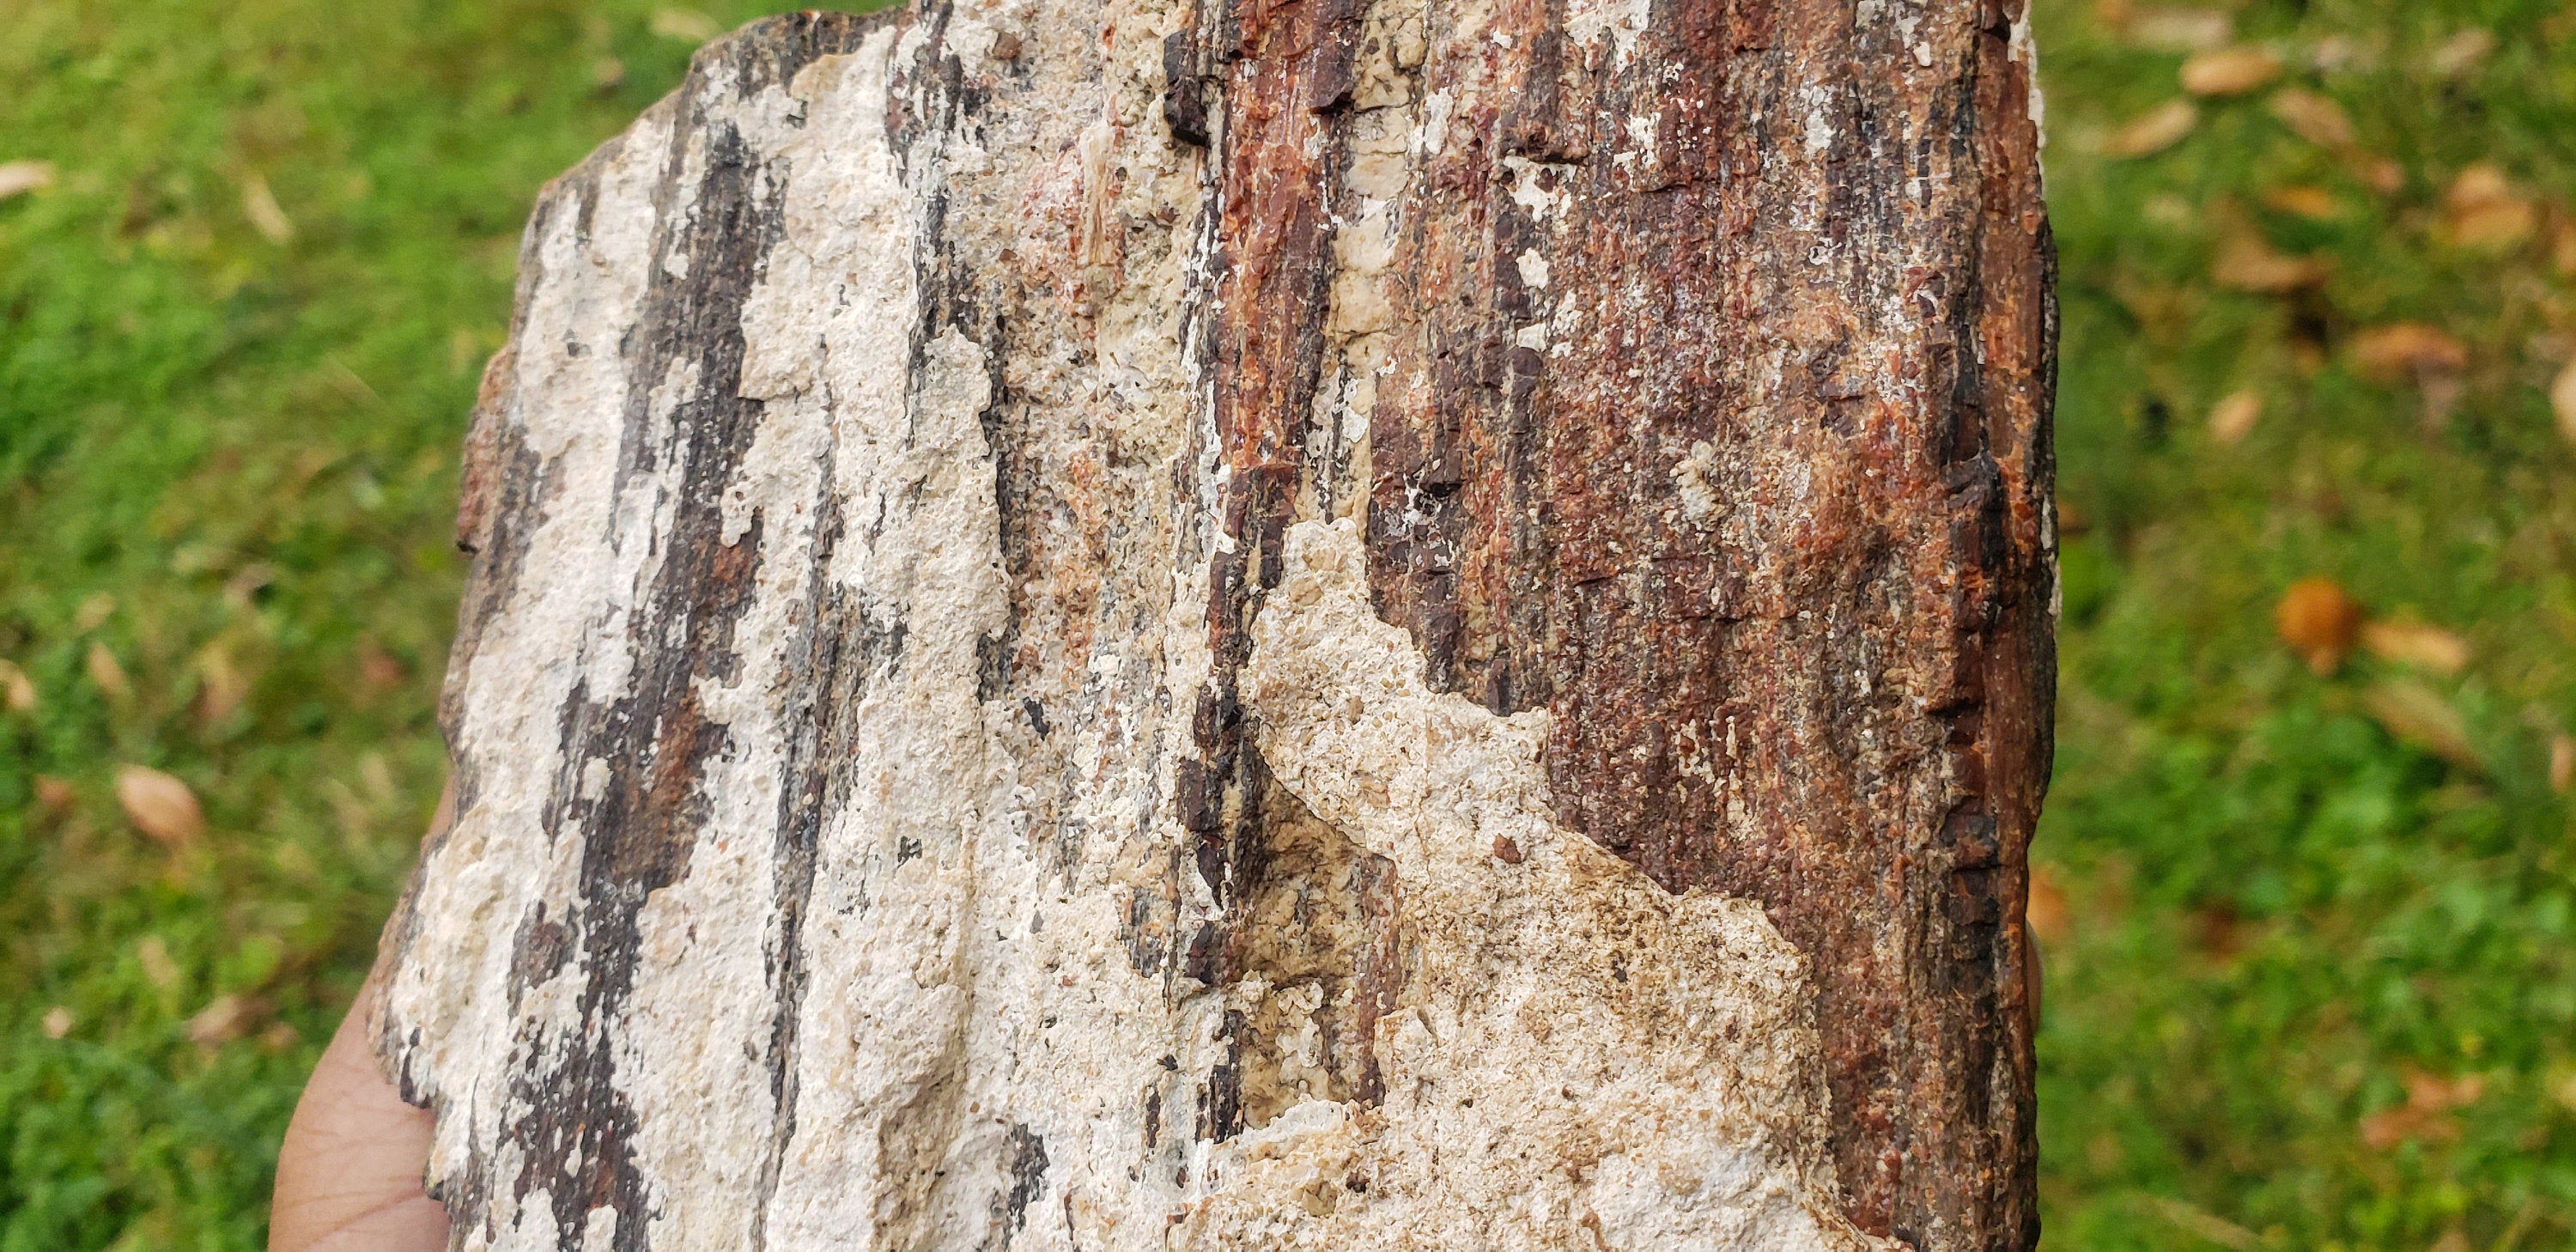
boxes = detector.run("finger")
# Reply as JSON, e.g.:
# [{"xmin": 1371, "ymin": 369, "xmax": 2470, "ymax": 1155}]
[
  {"xmin": 270, "ymin": 779, "xmax": 456, "ymax": 1252},
  {"xmin": 269, "ymin": 980, "xmax": 449, "ymax": 1252}
]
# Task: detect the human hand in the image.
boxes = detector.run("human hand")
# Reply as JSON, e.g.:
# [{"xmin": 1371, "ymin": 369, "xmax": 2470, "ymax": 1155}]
[
  {"xmin": 268, "ymin": 978, "xmax": 449, "ymax": 1251},
  {"xmin": 270, "ymin": 781, "xmax": 453, "ymax": 1252}
]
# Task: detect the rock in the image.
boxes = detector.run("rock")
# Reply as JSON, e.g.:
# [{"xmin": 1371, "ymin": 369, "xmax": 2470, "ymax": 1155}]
[{"xmin": 377, "ymin": 5, "xmax": 2054, "ymax": 1248}]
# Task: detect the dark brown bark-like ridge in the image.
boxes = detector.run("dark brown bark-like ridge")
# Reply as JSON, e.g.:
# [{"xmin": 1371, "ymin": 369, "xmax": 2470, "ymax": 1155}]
[{"xmin": 384, "ymin": 3, "xmax": 2050, "ymax": 1247}]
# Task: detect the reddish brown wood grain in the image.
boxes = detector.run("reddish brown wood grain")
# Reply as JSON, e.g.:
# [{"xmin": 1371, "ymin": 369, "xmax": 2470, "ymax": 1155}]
[{"xmin": 1170, "ymin": 0, "xmax": 2054, "ymax": 1240}]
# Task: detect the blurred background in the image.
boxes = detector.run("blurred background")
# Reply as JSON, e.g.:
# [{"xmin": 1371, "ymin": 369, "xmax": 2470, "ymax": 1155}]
[{"xmin": 3, "ymin": 0, "xmax": 2572, "ymax": 1246}]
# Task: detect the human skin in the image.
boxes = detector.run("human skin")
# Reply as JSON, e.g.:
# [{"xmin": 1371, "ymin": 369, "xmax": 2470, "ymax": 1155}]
[
  {"xmin": 268, "ymin": 982, "xmax": 448, "ymax": 1251},
  {"xmin": 269, "ymin": 785, "xmax": 453, "ymax": 1252}
]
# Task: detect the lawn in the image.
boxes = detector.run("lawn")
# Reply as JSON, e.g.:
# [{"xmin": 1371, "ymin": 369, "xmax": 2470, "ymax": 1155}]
[{"xmin": 2, "ymin": 0, "xmax": 2572, "ymax": 1248}]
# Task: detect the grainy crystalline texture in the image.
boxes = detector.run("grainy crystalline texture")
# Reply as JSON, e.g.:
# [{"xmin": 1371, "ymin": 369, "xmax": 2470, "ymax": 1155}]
[{"xmin": 379, "ymin": 3, "xmax": 2051, "ymax": 1249}]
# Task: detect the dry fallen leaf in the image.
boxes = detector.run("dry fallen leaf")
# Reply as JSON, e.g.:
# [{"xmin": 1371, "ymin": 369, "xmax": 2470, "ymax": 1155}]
[
  {"xmin": 222, "ymin": 562, "xmax": 276, "ymax": 611},
  {"xmin": 650, "ymin": 7, "xmax": 725, "ymax": 41},
  {"xmin": 185, "ymin": 994, "xmax": 260, "ymax": 1046},
  {"xmin": 356, "ymin": 637, "xmax": 405, "ymax": 694},
  {"xmin": 137, "ymin": 936, "xmax": 181, "ymax": 989},
  {"xmin": 2026, "ymin": 865, "xmax": 2070, "ymax": 945},
  {"xmin": 0, "ymin": 658, "xmax": 35, "ymax": 713},
  {"xmin": 2181, "ymin": 46, "xmax": 2282, "ymax": 96},
  {"xmin": 75, "ymin": 592, "xmax": 116, "ymax": 631},
  {"xmin": 116, "ymin": 764, "xmax": 205, "ymax": 847},
  {"xmin": 2145, "ymin": 1196, "xmax": 2262, "ymax": 1251},
  {"xmin": 2267, "ymin": 88, "xmax": 2353, "ymax": 148},
  {"xmin": 33, "ymin": 775, "xmax": 76, "ymax": 811},
  {"xmin": 2348, "ymin": 153, "xmax": 2405, "ymax": 195},
  {"xmin": 2360, "ymin": 619, "xmax": 2470, "ymax": 675},
  {"xmin": 2213, "ymin": 234, "xmax": 2331, "ymax": 293},
  {"xmin": 2428, "ymin": 28, "xmax": 2494, "ymax": 79},
  {"xmin": 2551, "ymin": 734, "xmax": 2573, "ymax": 794},
  {"xmin": 2262, "ymin": 185, "xmax": 2339, "ymax": 220},
  {"xmin": 2126, "ymin": 8, "xmax": 2233, "ymax": 52},
  {"xmin": 2545, "ymin": 361, "xmax": 2576, "ymax": 451},
  {"xmin": 41, "ymin": 1006, "xmax": 74, "ymax": 1039},
  {"xmin": 2364, "ymin": 680, "xmax": 2478, "ymax": 770},
  {"xmin": 240, "ymin": 173, "xmax": 293, "ymax": 244},
  {"xmin": 0, "ymin": 160, "xmax": 57, "ymax": 201},
  {"xmin": 2206, "ymin": 390, "xmax": 2263, "ymax": 445},
  {"xmin": 2442, "ymin": 164, "xmax": 2535, "ymax": 252},
  {"xmin": 2348, "ymin": 323, "xmax": 2468, "ymax": 382},
  {"xmin": 2361, "ymin": 1068, "xmax": 2485, "ymax": 1151},
  {"xmin": 197, "ymin": 645, "xmax": 252, "ymax": 727},
  {"xmin": 86, "ymin": 641, "xmax": 131, "ymax": 703},
  {"xmin": 2105, "ymin": 100, "xmax": 2200, "ymax": 159},
  {"xmin": 2275, "ymin": 577, "xmax": 2362, "ymax": 674}
]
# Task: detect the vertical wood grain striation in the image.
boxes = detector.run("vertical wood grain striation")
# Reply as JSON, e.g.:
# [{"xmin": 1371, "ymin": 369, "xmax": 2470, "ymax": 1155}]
[{"xmin": 384, "ymin": 3, "xmax": 2050, "ymax": 1247}]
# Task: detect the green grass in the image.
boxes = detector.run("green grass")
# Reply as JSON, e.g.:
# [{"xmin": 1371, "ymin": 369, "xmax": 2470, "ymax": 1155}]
[
  {"xmin": 2032, "ymin": 0, "xmax": 2576, "ymax": 1246},
  {"xmin": 2, "ymin": 0, "xmax": 2572, "ymax": 1248}
]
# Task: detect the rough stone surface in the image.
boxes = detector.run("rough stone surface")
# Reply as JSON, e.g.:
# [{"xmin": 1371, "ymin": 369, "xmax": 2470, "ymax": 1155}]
[{"xmin": 380, "ymin": 3, "xmax": 2051, "ymax": 1248}]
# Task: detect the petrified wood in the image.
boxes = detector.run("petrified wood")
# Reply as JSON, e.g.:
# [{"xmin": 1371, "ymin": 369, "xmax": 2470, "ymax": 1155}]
[{"xmin": 378, "ymin": 2, "xmax": 2052, "ymax": 1248}]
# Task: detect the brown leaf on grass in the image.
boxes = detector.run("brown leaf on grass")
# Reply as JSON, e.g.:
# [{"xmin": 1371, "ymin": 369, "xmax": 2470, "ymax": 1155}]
[
  {"xmin": 2180, "ymin": 46, "xmax": 2281, "ymax": 96},
  {"xmin": 75, "ymin": 592, "xmax": 115, "ymax": 631},
  {"xmin": 2363, "ymin": 680, "xmax": 2478, "ymax": 770},
  {"xmin": 116, "ymin": 765, "xmax": 204, "ymax": 846},
  {"xmin": 0, "ymin": 659, "xmax": 34, "ymax": 713},
  {"xmin": 222, "ymin": 562, "xmax": 276, "ymax": 611},
  {"xmin": 2359, "ymin": 619, "xmax": 2470, "ymax": 675},
  {"xmin": 197, "ymin": 645, "xmax": 252, "ymax": 727},
  {"xmin": 2206, "ymin": 390, "xmax": 2263, "ymax": 445},
  {"xmin": 2143, "ymin": 1196, "xmax": 2261, "ymax": 1250},
  {"xmin": 2262, "ymin": 185, "xmax": 2340, "ymax": 220},
  {"xmin": 2360, "ymin": 1069, "xmax": 2485, "ymax": 1150},
  {"xmin": 33, "ymin": 775, "xmax": 76, "ymax": 811},
  {"xmin": 355, "ymin": 637, "xmax": 405, "ymax": 695},
  {"xmin": 2549, "ymin": 734, "xmax": 2573, "ymax": 794},
  {"xmin": 2427, "ymin": 28, "xmax": 2494, "ymax": 79},
  {"xmin": 41, "ymin": 1006, "xmax": 74, "ymax": 1039},
  {"xmin": 2546, "ymin": 360, "xmax": 2576, "ymax": 449},
  {"xmin": 240, "ymin": 174, "xmax": 293, "ymax": 244},
  {"xmin": 2348, "ymin": 323, "xmax": 2468, "ymax": 382},
  {"xmin": 136, "ymin": 936, "xmax": 181, "ymax": 989},
  {"xmin": 2275, "ymin": 577, "xmax": 2362, "ymax": 674},
  {"xmin": 2348, "ymin": 153, "xmax": 2404, "ymax": 195},
  {"xmin": 185, "ymin": 994, "xmax": 263, "ymax": 1046},
  {"xmin": 85, "ymin": 642, "xmax": 131, "ymax": 703},
  {"xmin": 2213, "ymin": 234, "xmax": 2330, "ymax": 293},
  {"xmin": 258, "ymin": 1021, "xmax": 303, "ymax": 1052},
  {"xmin": 2193, "ymin": 901, "xmax": 2245, "ymax": 961},
  {"xmin": 2026, "ymin": 865, "xmax": 2071, "ymax": 945},
  {"xmin": 2124, "ymin": 8, "xmax": 2233, "ymax": 52},
  {"xmin": 2441, "ymin": 164, "xmax": 2536, "ymax": 252},
  {"xmin": 0, "ymin": 160, "xmax": 57, "ymax": 200},
  {"xmin": 2106, "ymin": 100, "xmax": 2198, "ymax": 158},
  {"xmin": 2267, "ymin": 88, "xmax": 2354, "ymax": 148},
  {"xmin": 650, "ymin": 7, "xmax": 725, "ymax": 42}
]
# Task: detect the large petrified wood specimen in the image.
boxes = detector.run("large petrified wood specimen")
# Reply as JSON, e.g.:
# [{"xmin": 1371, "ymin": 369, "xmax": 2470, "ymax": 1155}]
[{"xmin": 376, "ymin": 1, "xmax": 2051, "ymax": 1247}]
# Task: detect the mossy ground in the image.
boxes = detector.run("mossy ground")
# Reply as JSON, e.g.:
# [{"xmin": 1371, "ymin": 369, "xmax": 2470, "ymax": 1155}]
[{"xmin": 3, "ymin": 1, "xmax": 2571, "ymax": 1247}]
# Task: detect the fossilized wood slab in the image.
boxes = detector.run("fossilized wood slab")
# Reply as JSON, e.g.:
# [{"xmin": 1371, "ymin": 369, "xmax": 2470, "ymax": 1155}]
[{"xmin": 380, "ymin": 2, "xmax": 2051, "ymax": 1248}]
